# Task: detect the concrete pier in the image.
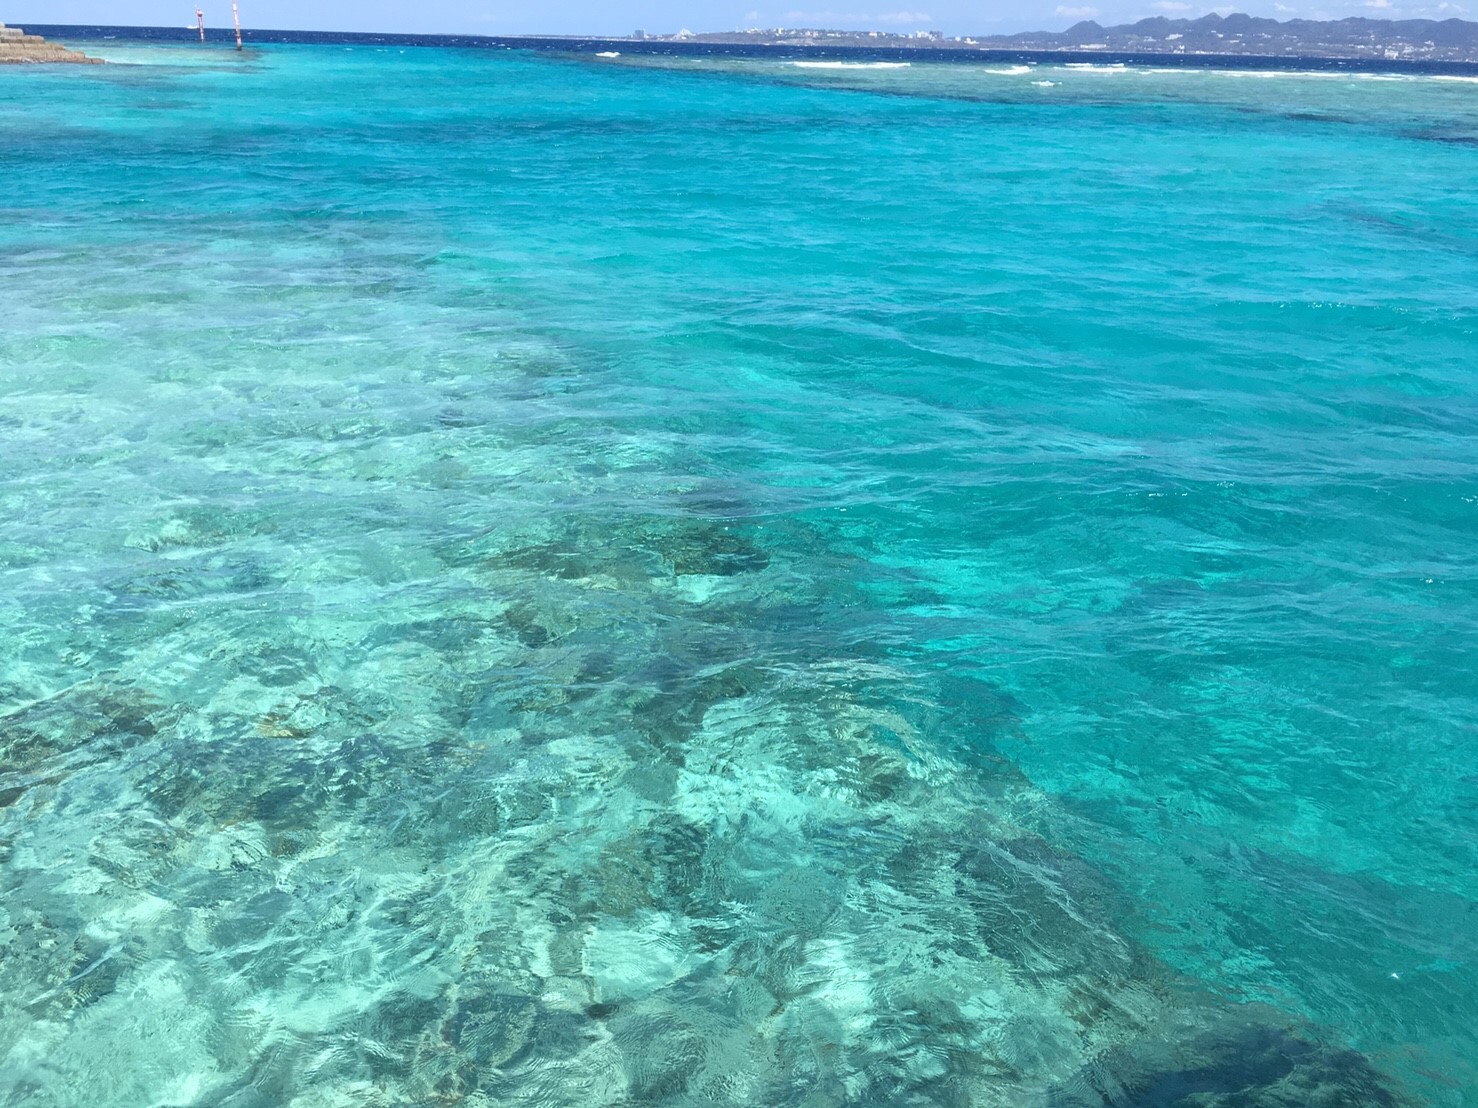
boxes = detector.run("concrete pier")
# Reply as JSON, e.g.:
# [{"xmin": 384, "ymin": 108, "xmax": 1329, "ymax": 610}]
[{"xmin": 0, "ymin": 23, "xmax": 102, "ymax": 63}]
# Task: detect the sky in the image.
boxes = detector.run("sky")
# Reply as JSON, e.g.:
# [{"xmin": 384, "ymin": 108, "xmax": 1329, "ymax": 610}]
[{"xmin": 10, "ymin": 0, "xmax": 1471, "ymax": 38}]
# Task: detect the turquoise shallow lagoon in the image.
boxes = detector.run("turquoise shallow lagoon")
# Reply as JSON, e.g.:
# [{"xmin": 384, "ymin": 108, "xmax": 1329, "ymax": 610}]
[{"xmin": 2, "ymin": 42, "xmax": 1476, "ymax": 1106}]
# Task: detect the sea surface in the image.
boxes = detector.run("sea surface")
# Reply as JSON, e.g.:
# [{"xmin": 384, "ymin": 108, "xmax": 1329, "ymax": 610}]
[{"xmin": 2, "ymin": 35, "xmax": 1476, "ymax": 1108}]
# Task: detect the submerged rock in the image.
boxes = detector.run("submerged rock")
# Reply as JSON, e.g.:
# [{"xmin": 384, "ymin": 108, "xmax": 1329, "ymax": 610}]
[
  {"xmin": 1041, "ymin": 1020, "xmax": 1409, "ymax": 1107},
  {"xmin": 0, "ymin": 682, "xmax": 167, "ymax": 778}
]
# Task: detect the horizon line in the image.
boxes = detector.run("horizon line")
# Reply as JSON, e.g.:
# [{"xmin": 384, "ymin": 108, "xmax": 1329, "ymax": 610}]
[{"xmin": 15, "ymin": 10, "xmax": 1478, "ymax": 42}]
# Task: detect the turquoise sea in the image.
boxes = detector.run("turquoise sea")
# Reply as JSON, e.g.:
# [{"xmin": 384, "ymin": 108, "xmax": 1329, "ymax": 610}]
[{"xmin": 2, "ymin": 37, "xmax": 1476, "ymax": 1106}]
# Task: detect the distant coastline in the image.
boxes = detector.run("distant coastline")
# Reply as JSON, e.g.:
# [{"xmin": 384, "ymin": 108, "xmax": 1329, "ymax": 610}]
[
  {"xmin": 26, "ymin": 19, "xmax": 1478, "ymax": 74},
  {"xmin": 658, "ymin": 13, "xmax": 1478, "ymax": 64}
]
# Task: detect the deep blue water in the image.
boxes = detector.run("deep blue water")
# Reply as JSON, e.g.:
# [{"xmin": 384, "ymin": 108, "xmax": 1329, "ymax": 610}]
[
  {"xmin": 1, "ymin": 36, "xmax": 1476, "ymax": 1107},
  {"xmin": 26, "ymin": 21, "xmax": 1478, "ymax": 75}
]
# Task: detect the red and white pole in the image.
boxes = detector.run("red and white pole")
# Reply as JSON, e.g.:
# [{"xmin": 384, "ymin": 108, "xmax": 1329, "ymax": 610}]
[
  {"xmin": 231, "ymin": 0, "xmax": 242, "ymax": 50},
  {"xmin": 196, "ymin": 8, "xmax": 205, "ymax": 42}
]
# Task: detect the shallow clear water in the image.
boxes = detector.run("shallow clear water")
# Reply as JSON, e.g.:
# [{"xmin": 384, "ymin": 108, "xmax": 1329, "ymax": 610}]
[{"xmin": 1, "ymin": 43, "xmax": 1476, "ymax": 1107}]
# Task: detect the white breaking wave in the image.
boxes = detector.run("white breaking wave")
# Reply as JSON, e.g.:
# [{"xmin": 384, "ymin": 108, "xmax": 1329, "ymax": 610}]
[
  {"xmin": 1138, "ymin": 67, "xmax": 1474, "ymax": 85},
  {"xmin": 789, "ymin": 61, "xmax": 912, "ymax": 69},
  {"xmin": 1212, "ymin": 69, "xmax": 1354, "ymax": 80},
  {"xmin": 595, "ymin": 51, "xmax": 621, "ymax": 58}
]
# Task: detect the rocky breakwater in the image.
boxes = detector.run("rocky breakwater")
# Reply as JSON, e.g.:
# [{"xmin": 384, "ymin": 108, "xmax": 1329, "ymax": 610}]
[{"xmin": 0, "ymin": 23, "xmax": 101, "ymax": 63}]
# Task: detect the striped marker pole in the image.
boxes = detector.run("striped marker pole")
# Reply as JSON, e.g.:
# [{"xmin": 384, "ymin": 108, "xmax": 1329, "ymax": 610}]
[
  {"xmin": 232, "ymin": 0, "xmax": 242, "ymax": 49},
  {"xmin": 196, "ymin": 8, "xmax": 204, "ymax": 42}
]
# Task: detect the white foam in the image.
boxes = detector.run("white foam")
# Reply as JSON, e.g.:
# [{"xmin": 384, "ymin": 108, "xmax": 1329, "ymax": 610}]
[
  {"xmin": 595, "ymin": 50, "xmax": 621, "ymax": 57},
  {"xmin": 789, "ymin": 60, "xmax": 912, "ymax": 69},
  {"xmin": 986, "ymin": 64, "xmax": 1033, "ymax": 75},
  {"xmin": 1132, "ymin": 66, "xmax": 1478, "ymax": 86},
  {"xmin": 1212, "ymin": 69, "xmax": 1350, "ymax": 79},
  {"xmin": 1031, "ymin": 80, "xmax": 1058, "ymax": 87}
]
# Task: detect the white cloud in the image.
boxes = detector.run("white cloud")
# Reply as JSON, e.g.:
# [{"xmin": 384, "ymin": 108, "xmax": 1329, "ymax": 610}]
[
  {"xmin": 779, "ymin": 9, "xmax": 934, "ymax": 22},
  {"xmin": 1151, "ymin": 2, "xmax": 1192, "ymax": 9},
  {"xmin": 1055, "ymin": 4, "xmax": 1100, "ymax": 15},
  {"xmin": 1273, "ymin": 2, "xmax": 1295, "ymax": 10},
  {"xmin": 1365, "ymin": 0, "xmax": 1390, "ymax": 8},
  {"xmin": 1437, "ymin": 2, "xmax": 1470, "ymax": 11}
]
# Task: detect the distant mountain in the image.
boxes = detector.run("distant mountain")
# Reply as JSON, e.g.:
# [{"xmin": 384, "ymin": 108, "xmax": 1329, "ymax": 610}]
[
  {"xmin": 682, "ymin": 14, "xmax": 1478, "ymax": 61},
  {"xmin": 988, "ymin": 12, "xmax": 1478, "ymax": 60}
]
